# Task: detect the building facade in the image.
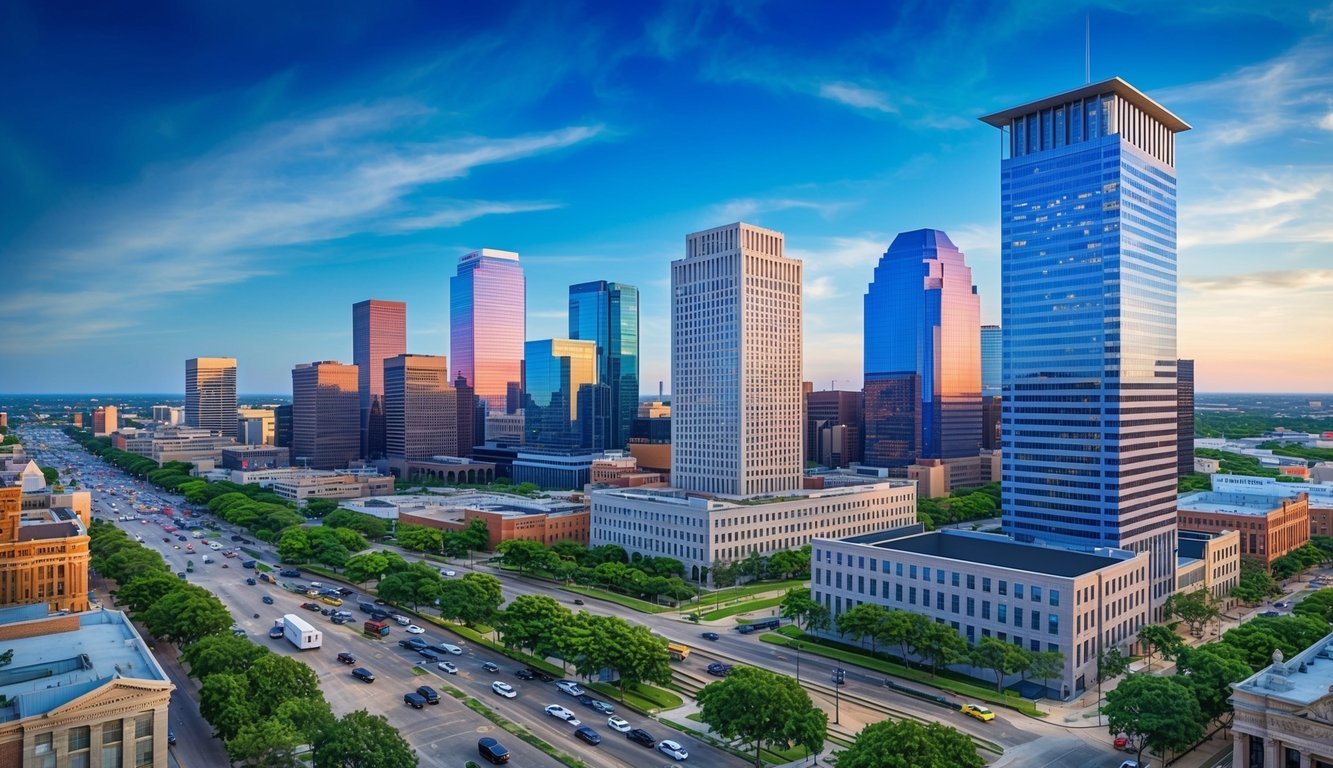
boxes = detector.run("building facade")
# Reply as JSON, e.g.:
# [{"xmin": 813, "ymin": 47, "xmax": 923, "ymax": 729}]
[
  {"xmin": 91, "ymin": 406, "xmax": 117, "ymax": 437},
  {"xmin": 273, "ymin": 404, "xmax": 292, "ymax": 449},
  {"xmin": 522, "ymin": 339, "xmax": 598, "ymax": 451},
  {"xmin": 291, "ymin": 361, "xmax": 360, "ymax": 471},
  {"xmin": 863, "ymin": 229, "xmax": 982, "ymax": 470},
  {"xmin": 384, "ymin": 354, "xmax": 457, "ymax": 465},
  {"xmin": 980, "ymin": 324, "xmax": 1002, "ymax": 397},
  {"xmin": 0, "ymin": 480, "xmax": 90, "ymax": 613},
  {"xmin": 352, "ymin": 299, "xmax": 407, "ymax": 460},
  {"xmin": 1230, "ymin": 631, "xmax": 1333, "ymax": 768},
  {"xmin": 1178, "ymin": 359, "xmax": 1195, "ymax": 478},
  {"xmin": 184, "ymin": 357, "xmax": 237, "ymax": 437},
  {"xmin": 220, "ymin": 445, "xmax": 290, "ymax": 471},
  {"xmin": 812, "ymin": 527, "xmax": 1149, "ymax": 700},
  {"xmin": 982, "ymin": 78, "xmax": 1190, "ymax": 615},
  {"xmin": 673, "ymin": 222, "xmax": 802, "ymax": 496},
  {"xmin": 569, "ymin": 281, "xmax": 640, "ymax": 451},
  {"xmin": 236, "ymin": 407, "xmax": 274, "ymax": 446},
  {"xmin": 1177, "ymin": 528, "xmax": 1241, "ymax": 602},
  {"xmin": 1177, "ymin": 490, "xmax": 1310, "ymax": 566},
  {"xmin": 805, "ymin": 390, "xmax": 863, "ymax": 469},
  {"xmin": 268, "ymin": 471, "xmax": 394, "ymax": 503},
  {"xmin": 450, "ymin": 249, "xmax": 525, "ymax": 414}
]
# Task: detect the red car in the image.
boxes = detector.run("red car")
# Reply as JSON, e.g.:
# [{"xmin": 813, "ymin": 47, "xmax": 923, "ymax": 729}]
[{"xmin": 1114, "ymin": 734, "xmax": 1128, "ymax": 749}]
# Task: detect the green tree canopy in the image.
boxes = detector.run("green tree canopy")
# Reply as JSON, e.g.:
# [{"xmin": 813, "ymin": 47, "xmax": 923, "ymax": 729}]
[
  {"xmin": 1136, "ymin": 624, "xmax": 1186, "ymax": 670},
  {"xmin": 697, "ymin": 666, "xmax": 828, "ymax": 768},
  {"xmin": 968, "ymin": 636, "xmax": 1031, "ymax": 693},
  {"xmin": 837, "ymin": 719, "xmax": 983, "ymax": 768},
  {"xmin": 141, "ymin": 585, "xmax": 233, "ymax": 646},
  {"xmin": 1104, "ymin": 674, "xmax": 1205, "ymax": 766},
  {"xmin": 313, "ymin": 710, "xmax": 418, "ymax": 768},
  {"xmin": 181, "ymin": 634, "xmax": 271, "ymax": 680},
  {"xmin": 1164, "ymin": 589, "xmax": 1223, "ymax": 637}
]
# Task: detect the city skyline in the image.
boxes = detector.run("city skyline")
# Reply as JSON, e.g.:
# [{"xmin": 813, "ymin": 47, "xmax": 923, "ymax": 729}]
[{"xmin": 2, "ymin": 4, "xmax": 1331, "ymax": 395}]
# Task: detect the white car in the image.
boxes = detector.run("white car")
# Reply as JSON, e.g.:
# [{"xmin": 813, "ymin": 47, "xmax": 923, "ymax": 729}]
[
  {"xmin": 438, "ymin": 661, "xmax": 458, "ymax": 674},
  {"xmin": 442, "ymin": 569, "xmax": 457, "ymax": 577},
  {"xmin": 436, "ymin": 643, "xmax": 463, "ymax": 655},
  {"xmin": 607, "ymin": 716, "xmax": 631, "ymax": 732},
  {"xmin": 658, "ymin": 740, "xmax": 689, "ymax": 760},
  {"xmin": 392, "ymin": 615, "xmax": 411, "ymax": 626},
  {"xmin": 555, "ymin": 680, "xmax": 586, "ymax": 696},
  {"xmin": 492, "ymin": 681, "xmax": 516, "ymax": 698},
  {"xmin": 545, "ymin": 705, "xmax": 581, "ymax": 725},
  {"xmin": 405, "ymin": 625, "xmax": 425, "ymax": 634}
]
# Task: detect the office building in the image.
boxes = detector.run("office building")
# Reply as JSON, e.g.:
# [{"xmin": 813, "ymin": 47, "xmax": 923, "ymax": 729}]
[
  {"xmin": 220, "ymin": 445, "xmax": 290, "ymax": 471},
  {"xmin": 454, "ymin": 375, "xmax": 479, "ymax": 458},
  {"xmin": 91, "ymin": 405, "xmax": 117, "ymax": 437},
  {"xmin": 1176, "ymin": 528, "xmax": 1241, "ymax": 602},
  {"xmin": 512, "ymin": 449, "xmax": 604, "ymax": 490},
  {"xmin": 813, "ymin": 526, "xmax": 1148, "ymax": 700},
  {"xmin": 291, "ymin": 361, "xmax": 360, "ymax": 470},
  {"xmin": 381, "ymin": 492, "xmax": 589, "ymax": 549},
  {"xmin": 185, "ymin": 357, "xmax": 237, "ymax": 437},
  {"xmin": 1177, "ymin": 490, "xmax": 1310, "ymax": 566},
  {"xmin": 628, "ymin": 407, "xmax": 671, "ymax": 475},
  {"xmin": 805, "ymin": 390, "xmax": 863, "ymax": 469},
  {"xmin": 569, "ymin": 280, "xmax": 640, "ymax": 450},
  {"xmin": 672, "ymin": 222, "xmax": 802, "ymax": 496},
  {"xmin": 150, "ymin": 405, "xmax": 183, "ymax": 425},
  {"xmin": 267, "ymin": 469, "xmax": 394, "ymax": 504},
  {"xmin": 523, "ymin": 339, "xmax": 598, "ymax": 451},
  {"xmin": 0, "ymin": 477, "xmax": 90, "ymax": 613},
  {"xmin": 1229, "ymin": 630, "xmax": 1333, "ymax": 768},
  {"xmin": 397, "ymin": 457, "xmax": 496, "ymax": 485},
  {"xmin": 485, "ymin": 412, "xmax": 525, "ymax": 444},
  {"xmin": 273, "ymin": 404, "xmax": 292, "ymax": 449},
  {"xmin": 450, "ymin": 249, "xmax": 525, "ymax": 414},
  {"xmin": 352, "ymin": 299, "xmax": 407, "ymax": 459},
  {"xmin": 982, "ymin": 78, "xmax": 1190, "ymax": 613},
  {"xmin": 384, "ymin": 354, "xmax": 457, "ymax": 469},
  {"xmin": 863, "ymin": 229, "xmax": 982, "ymax": 477},
  {"xmin": 980, "ymin": 324, "xmax": 1001, "ymax": 397},
  {"xmin": 1178, "ymin": 359, "xmax": 1195, "ymax": 477},
  {"xmin": 981, "ymin": 395, "xmax": 1002, "ymax": 451},
  {"xmin": 0, "ymin": 605, "xmax": 174, "ymax": 767},
  {"xmin": 236, "ymin": 407, "xmax": 275, "ymax": 445}
]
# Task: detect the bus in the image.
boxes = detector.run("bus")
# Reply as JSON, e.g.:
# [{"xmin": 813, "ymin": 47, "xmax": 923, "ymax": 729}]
[
  {"xmin": 736, "ymin": 617, "xmax": 781, "ymax": 634},
  {"xmin": 363, "ymin": 620, "xmax": 390, "ymax": 638},
  {"xmin": 667, "ymin": 642, "xmax": 690, "ymax": 661}
]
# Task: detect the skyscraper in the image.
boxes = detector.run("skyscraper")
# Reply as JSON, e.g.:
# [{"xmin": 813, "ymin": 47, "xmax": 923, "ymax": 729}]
[
  {"xmin": 863, "ymin": 230, "xmax": 981, "ymax": 469},
  {"xmin": 569, "ymin": 281, "xmax": 640, "ymax": 450},
  {"xmin": 453, "ymin": 374, "xmax": 479, "ymax": 458},
  {"xmin": 352, "ymin": 299, "xmax": 407, "ymax": 460},
  {"xmin": 982, "ymin": 78, "xmax": 1189, "ymax": 612},
  {"xmin": 673, "ymin": 222, "xmax": 802, "ymax": 496},
  {"xmin": 450, "ymin": 249, "xmax": 525, "ymax": 415},
  {"xmin": 805, "ymin": 390, "xmax": 863, "ymax": 468},
  {"xmin": 1178, "ymin": 359, "xmax": 1195, "ymax": 477},
  {"xmin": 185, "ymin": 357, "xmax": 237, "ymax": 436},
  {"xmin": 291, "ymin": 362, "xmax": 360, "ymax": 470},
  {"xmin": 980, "ymin": 325, "xmax": 1002, "ymax": 397},
  {"xmin": 384, "ymin": 354, "xmax": 457, "ymax": 463},
  {"xmin": 522, "ymin": 339, "xmax": 598, "ymax": 451},
  {"xmin": 273, "ymin": 404, "xmax": 292, "ymax": 449}
]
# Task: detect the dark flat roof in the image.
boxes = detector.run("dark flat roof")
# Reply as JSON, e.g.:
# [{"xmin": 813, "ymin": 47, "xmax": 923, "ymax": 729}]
[
  {"xmin": 979, "ymin": 76, "xmax": 1190, "ymax": 132},
  {"xmin": 871, "ymin": 531, "xmax": 1124, "ymax": 577}
]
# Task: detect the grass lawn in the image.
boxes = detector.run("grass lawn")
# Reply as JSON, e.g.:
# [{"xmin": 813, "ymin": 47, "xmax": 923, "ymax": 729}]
[
  {"xmin": 561, "ymin": 584, "xmax": 674, "ymax": 613},
  {"xmin": 700, "ymin": 595, "xmax": 785, "ymax": 622},
  {"xmin": 585, "ymin": 681, "xmax": 684, "ymax": 714},
  {"xmin": 700, "ymin": 578, "xmax": 808, "ymax": 604}
]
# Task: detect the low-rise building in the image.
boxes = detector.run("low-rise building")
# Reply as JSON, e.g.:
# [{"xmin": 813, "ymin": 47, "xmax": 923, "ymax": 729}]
[
  {"xmin": 396, "ymin": 456, "xmax": 496, "ymax": 485},
  {"xmin": 512, "ymin": 450, "xmax": 603, "ymax": 490},
  {"xmin": 1230, "ymin": 631, "xmax": 1333, "ymax": 768},
  {"xmin": 368, "ymin": 491, "xmax": 589, "ymax": 549},
  {"xmin": 267, "ymin": 470, "xmax": 394, "ymax": 504},
  {"xmin": 220, "ymin": 445, "xmax": 290, "ymax": 471},
  {"xmin": 591, "ymin": 480, "xmax": 918, "ymax": 583},
  {"xmin": 0, "ymin": 604, "xmax": 174, "ymax": 767},
  {"xmin": 1178, "ymin": 490, "xmax": 1310, "ymax": 566},
  {"xmin": 1207, "ymin": 474, "xmax": 1333, "ymax": 540},
  {"xmin": 1194, "ymin": 456, "xmax": 1221, "ymax": 474},
  {"xmin": 812, "ymin": 527, "xmax": 1149, "ymax": 701},
  {"xmin": 1177, "ymin": 528, "xmax": 1241, "ymax": 603},
  {"xmin": 0, "ymin": 477, "xmax": 90, "ymax": 613}
]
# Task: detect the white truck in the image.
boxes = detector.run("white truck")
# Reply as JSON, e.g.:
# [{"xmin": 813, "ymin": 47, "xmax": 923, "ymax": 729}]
[{"xmin": 282, "ymin": 613, "xmax": 322, "ymax": 650}]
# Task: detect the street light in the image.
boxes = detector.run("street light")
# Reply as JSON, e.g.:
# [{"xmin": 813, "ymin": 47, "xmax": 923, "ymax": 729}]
[
  {"xmin": 795, "ymin": 642, "xmax": 802, "ymax": 683},
  {"xmin": 832, "ymin": 667, "xmax": 844, "ymax": 725}
]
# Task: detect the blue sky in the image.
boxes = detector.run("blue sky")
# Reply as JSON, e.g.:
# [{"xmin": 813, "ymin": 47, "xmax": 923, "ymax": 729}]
[{"xmin": 2, "ymin": 1, "xmax": 1330, "ymax": 395}]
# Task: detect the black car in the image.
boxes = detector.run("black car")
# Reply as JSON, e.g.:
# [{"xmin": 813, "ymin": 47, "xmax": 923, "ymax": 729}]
[
  {"xmin": 482, "ymin": 661, "xmax": 500, "ymax": 673},
  {"xmin": 261, "ymin": 595, "xmax": 274, "ymax": 605},
  {"xmin": 176, "ymin": 534, "xmax": 187, "ymax": 541},
  {"xmin": 706, "ymin": 662, "xmax": 733, "ymax": 677},
  {"xmin": 245, "ymin": 577, "xmax": 256, "ymax": 585},
  {"xmin": 416, "ymin": 685, "xmax": 440, "ymax": 704},
  {"xmin": 337, "ymin": 587, "xmax": 356, "ymax": 596},
  {"xmin": 626, "ymin": 728, "xmax": 657, "ymax": 747},
  {"xmin": 529, "ymin": 668, "xmax": 554, "ymax": 682},
  {"xmin": 337, "ymin": 652, "xmax": 357, "ymax": 665},
  {"xmin": 514, "ymin": 669, "xmax": 536, "ymax": 680},
  {"xmin": 701, "ymin": 631, "xmax": 720, "ymax": 641},
  {"xmin": 403, "ymin": 692, "xmax": 427, "ymax": 709},
  {"xmin": 279, "ymin": 569, "xmax": 301, "ymax": 578},
  {"xmin": 321, "ymin": 608, "xmax": 334, "ymax": 616},
  {"xmin": 418, "ymin": 649, "xmax": 440, "ymax": 662},
  {"xmin": 478, "ymin": 737, "xmax": 510, "ymax": 764},
  {"xmin": 301, "ymin": 602, "xmax": 321, "ymax": 612},
  {"xmin": 574, "ymin": 726, "xmax": 602, "ymax": 745},
  {"xmin": 351, "ymin": 667, "xmax": 375, "ymax": 683},
  {"xmin": 231, "ymin": 535, "xmax": 244, "ymax": 542},
  {"xmin": 399, "ymin": 637, "xmax": 428, "ymax": 651},
  {"xmin": 268, "ymin": 625, "xmax": 284, "ymax": 639},
  {"xmin": 576, "ymin": 693, "xmax": 595, "ymax": 707}
]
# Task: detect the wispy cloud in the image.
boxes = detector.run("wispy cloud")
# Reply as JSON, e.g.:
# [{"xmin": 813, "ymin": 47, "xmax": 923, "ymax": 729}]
[
  {"xmin": 394, "ymin": 200, "xmax": 564, "ymax": 231},
  {"xmin": 1182, "ymin": 268, "xmax": 1333, "ymax": 294},
  {"xmin": 818, "ymin": 82, "xmax": 897, "ymax": 113},
  {"xmin": 712, "ymin": 197, "xmax": 851, "ymax": 222}
]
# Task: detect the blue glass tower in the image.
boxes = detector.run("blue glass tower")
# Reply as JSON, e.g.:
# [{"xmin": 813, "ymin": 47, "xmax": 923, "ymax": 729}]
[
  {"xmin": 982, "ymin": 78, "xmax": 1189, "ymax": 613},
  {"xmin": 863, "ymin": 229, "xmax": 981, "ymax": 469},
  {"xmin": 569, "ymin": 281, "xmax": 639, "ymax": 450},
  {"xmin": 980, "ymin": 325, "xmax": 1002, "ymax": 397},
  {"xmin": 522, "ymin": 339, "xmax": 598, "ymax": 451}
]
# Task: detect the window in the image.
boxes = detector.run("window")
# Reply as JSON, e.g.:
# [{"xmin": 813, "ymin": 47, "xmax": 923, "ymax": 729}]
[
  {"xmin": 135, "ymin": 714, "xmax": 154, "ymax": 740},
  {"xmin": 1049, "ymin": 614, "xmax": 1059, "ymax": 635},
  {"xmin": 966, "ymin": 575, "xmax": 976, "ymax": 590},
  {"xmin": 36, "ymin": 733, "xmax": 54, "ymax": 754},
  {"xmin": 1031, "ymin": 610, "xmax": 1040, "ymax": 630},
  {"xmin": 1014, "ymin": 583, "xmax": 1024, "ymax": 600},
  {"xmin": 896, "ymin": 563, "xmax": 904, "ymax": 577},
  {"xmin": 70, "ymin": 727, "xmax": 92, "ymax": 752},
  {"xmin": 910, "ymin": 565, "xmax": 917, "ymax": 580},
  {"xmin": 966, "ymin": 597, "xmax": 975, "ymax": 617},
  {"xmin": 896, "ymin": 584, "xmax": 903, "ymax": 601},
  {"xmin": 103, "ymin": 722, "xmax": 123, "ymax": 744},
  {"xmin": 998, "ymin": 580, "xmax": 1007, "ymax": 596},
  {"xmin": 982, "ymin": 577, "xmax": 992, "ymax": 593},
  {"xmin": 923, "ymin": 567, "xmax": 931, "ymax": 582},
  {"xmin": 982, "ymin": 600, "xmax": 991, "ymax": 620},
  {"xmin": 909, "ymin": 587, "xmax": 917, "ymax": 605},
  {"xmin": 1014, "ymin": 607, "xmax": 1023, "ymax": 627},
  {"xmin": 1050, "ymin": 590, "xmax": 1060, "ymax": 607},
  {"xmin": 998, "ymin": 604, "xmax": 1007, "ymax": 623},
  {"xmin": 952, "ymin": 572, "xmax": 960, "ymax": 587},
  {"xmin": 1031, "ymin": 586, "xmax": 1042, "ymax": 603},
  {"xmin": 952, "ymin": 595, "xmax": 960, "ymax": 614}
]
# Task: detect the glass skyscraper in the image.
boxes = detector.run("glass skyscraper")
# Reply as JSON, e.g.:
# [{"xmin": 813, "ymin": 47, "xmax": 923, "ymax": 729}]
[
  {"xmin": 982, "ymin": 78, "xmax": 1189, "ymax": 613},
  {"xmin": 450, "ymin": 249, "xmax": 525, "ymax": 415},
  {"xmin": 521, "ymin": 339, "xmax": 598, "ymax": 451},
  {"xmin": 352, "ymin": 299, "xmax": 406, "ymax": 459},
  {"xmin": 863, "ymin": 229, "xmax": 981, "ymax": 468},
  {"xmin": 569, "ymin": 281, "xmax": 639, "ymax": 450},
  {"xmin": 980, "ymin": 325, "xmax": 1002, "ymax": 397}
]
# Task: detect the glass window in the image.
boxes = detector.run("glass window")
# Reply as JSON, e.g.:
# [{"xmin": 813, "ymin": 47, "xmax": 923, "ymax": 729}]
[
  {"xmin": 966, "ymin": 575, "xmax": 976, "ymax": 590},
  {"xmin": 70, "ymin": 727, "xmax": 92, "ymax": 751},
  {"xmin": 982, "ymin": 577, "xmax": 992, "ymax": 593},
  {"xmin": 998, "ymin": 604, "xmax": 1007, "ymax": 623},
  {"xmin": 103, "ymin": 722, "xmax": 123, "ymax": 744},
  {"xmin": 1050, "ymin": 590, "xmax": 1060, "ymax": 607},
  {"xmin": 1014, "ymin": 607, "xmax": 1023, "ymax": 627},
  {"xmin": 1031, "ymin": 586, "xmax": 1042, "ymax": 603},
  {"xmin": 102, "ymin": 745, "xmax": 123, "ymax": 768},
  {"xmin": 1049, "ymin": 614, "xmax": 1059, "ymax": 635},
  {"xmin": 135, "ymin": 714, "xmax": 153, "ymax": 740},
  {"xmin": 936, "ymin": 570, "xmax": 944, "ymax": 585},
  {"xmin": 998, "ymin": 580, "xmax": 1007, "ymax": 596},
  {"xmin": 923, "ymin": 567, "xmax": 931, "ymax": 582},
  {"xmin": 952, "ymin": 594, "xmax": 960, "ymax": 614},
  {"xmin": 1014, "ymin": 583, "xmax": 1024, "ymax": 599},
  {"xmin": 35, "ymin": 733, "xmax": 53, "ymax": 754},
  {"xmin": 896, "ymin": 563, "xmax": 903, "ymax": 577},
  {"xmin": 896, "ymin": 584, "xmax": 903, "ymax": 602},
  {"xmin": 135, "ymin": 741, "xmax": 154, "ymax": 768},
  {"xmin": 910, "ymin": 565, "xmax": 917, "ymax": 580},
  {"xmin": 952, "ymin": 572, "xmax": 960, "ymax": 587},
  {"xmin": 982, "ymin": 601, "xmax": 991, "ymax": 620},
  {"xmin": 966, "ymin": 597, "xmax": 975, "ymax": 617}
]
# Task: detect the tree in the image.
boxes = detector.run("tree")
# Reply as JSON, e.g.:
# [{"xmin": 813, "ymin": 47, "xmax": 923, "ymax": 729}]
[
  {"xmin": 968, "ymin": 637, "xmax": 1030, "ymax": 693},
  {"xmin": 1231, "ymin": 560, "xmax": 1280, "ymax": 605},
  {"xmin": 39, "ymin": 466, "xmax": 59, "ymax": 486},
  {"xmin": 460, "ymin": 516, "xmax": 491, "ymax": 555},
  {"xmin": 837, "ymin": 603, "xmax": 890, "ymax": 654},
  {"xmin": 1097, "ymin": 648, "xmax": 1131, "ymax": 684},
  {"xmin": 882, "ymin": 610, "xmax": 928, "ymax": 668},
  {"xmin": 1104, "ymin": 674, "xmax": 1205, "ymax": 766},
  {"xmin": 496, "ymin": 539, "xmax": 549, "ymax": 574},
  {"xmin": 199, "ymin": 673, "xmax": 259, "ymax": 741},
  {"xmin": 1174, "ymin": 645, "xmax": 1251, "ymax": 726},
  {"xmin": 438, "ymin": 574, "xmax": 504, "ymax": 627},
  {"xmin": 248, "ymin": 654, "xmax": 323, "ymax": 718},
  {"xmin": 914, "ymin": 622, "xmax": 968, "ymax": 678},
  {"xmin": 836, "ymin": 719, "xmax": 984, "ymax": 768},
  {"xmin": 781, "ymin": 588, "xmax": 828, "ymax": 631},
  {"xmin": 141, "ymin": 586, "xmax": 233, "ymax": 646},
  {"xmin": 1292, "ymin": 588, "xmax": 1333, "ymax": 625},
  {"xmin": 1027, "ymin": 650, "xmax": 1065, "ymax": 698},
  {"xmin": 1137, "ymin": 625, "xmax": 1186, "ymax": 671},
  {"xmin": 227, "ymin": 718, "xmax": 304, "ymax": 768},
  {"xmin": 277, "ymin": 527, "xmax": 312, "ymax": 564},
  {"xmin": 302, "ymin": 498, "xmax": 339, "ymax": 518},
  {"xmin": 343, "ymin": 552, "xmax": 389, "ymax": 586},
  {"xmin": 376, "ymin": 563, "xmax": 443, "ymax": 611},
  {"xmin": 495, "ymin": 594, "xmax": 569, "ymax": 656},
  {"xmin": 181, "ymin": 634, "xmax": 270, "ymax": 680},
  {"xmin": 696, "ymin": 667, "xmax": 828, "ymax": 768},
  {"xmin": 598, "ymin": 620, "xmax": 673, "ymax": 699},
  {"xmin": 313, "ymin": 710, "xmax": 418, "ymax": 768},
  {"xmin": 115, "ymin": 571, "xmax": 184, "ymax": 615},
  {"xmin": 1164, "ymin": 590, "xmax": 1222, "ymax": 637}
]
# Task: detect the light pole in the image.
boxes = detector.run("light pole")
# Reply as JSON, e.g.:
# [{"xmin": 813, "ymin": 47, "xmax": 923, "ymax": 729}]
[
  {"xmin": 832, "ymin": 667, "xmax": 843, "ymax": 725},
  {"xmin": 795, "ymin": 642, "xmax": 801, "ymax": 683}
]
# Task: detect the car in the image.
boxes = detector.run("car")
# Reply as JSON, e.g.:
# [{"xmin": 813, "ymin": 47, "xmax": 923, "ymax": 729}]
[
  {"xmin": 590, "ymin": 700, "xmax": 615, "ymax": 715},
  {"xmin": 478, "ymin": 737, "xmax": 510, "ymax": 764},
  {"xmin": 337, "ymin": 587, "xmax": 355, "ymax": 596},
  {"xmin": 162, "ymin": 536, "xmax": 171, "ymax": 542},
  {"xmin": 279, "ymin": 569, "xmax": 300, "ymax": 578},
  {"xmin": 337, "ymin": 652, "xmax": 357, "ymax": 665},
  {"xmin": 268, "ymin": 625, "xmax": 284, "ymax": 639},
  {"xmin": 556, "ymin": 680, "xmax": 586, "ymax": 696},
  {"xmin": 405, "ymin": 624, "xmax": 425, "ymax": 634},
  {"xmin": 492, "ymin": 681, "xmax": 517, "ymax": 698},
  {"xmin": 1274, "ymin": 601, "xmax": 1289, "ymax": 608},
  {"xmin": 706, "ymin": 662, "xmax": 733, "ymax": 677},
  {"xmin": 1114, "ymin": 734, "xmax": 1129, "ymax": 749},
  {"xmin": 301, "ymin": 602, "xmax": 320, "ymax": 612},
  {"xmin": 320, "ymin": 608, "xmax": 334, "ymax": 616},
  {"xmin": 399, "ymin": 637, "xmax": 428, "ymax": 651},
  {"xmin": 176, "ymin": 572, "xmax": 187, "ymax": 579},
  {"xmin": 442, "ymin": 569, "xmax": 457, "ymax": 577},
  {"xmin": 176, "ymin": 534, "xmax": 187, "ymax": 541},
  {"xmin": 482, "ymin": 661, "xmax": 500, "ymax": 673},
  {"xmin": 262, "ymin": 595, "xmax": 274, "ymax": 605},
  {"xmin": 231, "ymin": 535, "xmax": 244, "ymax": 542},
  {"xmin": 607, "ymin": 715, "xmax": 631, "ymax": 732},
  {"xmin": 352, "ymin": 667, "xmax": 375, "ymax": 683},
  {"xmin": 574, "ymin": 726, "xmax": 602, "ymax": 745},
  {"xmin": 391, "ymin": 614, "xmax": 411, "ymax": 625},
  {"xmin": 403, "ymin": 692, "xmax": 427, "ymax": 709},
  {"xmin": 626, "ymin": 727, "xmax": 657, "ymax": 747},
  {"xmin": 515, "ymin": 669, "xmax": 536, "ymax": 680},
  {"xmin": 436, "ymin": 643, "xmax": 463, "ymax": 655},
  {"xmin": 701, "ymin": 631, "xmax": 720, "ymax": 641},
  {"xmin": 1119, "ymin": 762, "xmax": 1147, "ymax": 768},
  {"xmin": 245, "ymin": 577, "xmax": 256, "ymax": 585},
  {"xmin": 332, "ymin": 616, "xmax": 350, "ymax": 625},
  {"xmin": 572, "ymin": 598, "xmax": 585, "ymax": 605},
  {"xmin": 960, "ymin": 703, "xmax": 995, "ymax": 722},
  {"xmin": 417, "ymin": 685, "xmax": 440, "ymax": 704},
  {"xmin": 529, "ymin": 668, "xmax": 554, "ymax": 682},
  {"xmin": 658, "ymin": 739, "xmax": 689, "ymax": 760},
  {"xmin": 418, "ymin": 649, "xmax": 440, "ymax": 662},
  {"xmin": 167, "ymin": 729, "xmax": 176, "ymax": 746},
  {"xmin": 545, "ymin": 705, "xmax": 581, "ymax": 725},
  {"xmin": 439, "ymin": 661, "xmax": 458, "ymax": 674},
  {"xmin": 576, "ymin": 693, "xmax": 594, "ymax": 707},
  {"xmin": 1260, "ymin": 610, "xmax": 1281, "ymax": 618}
]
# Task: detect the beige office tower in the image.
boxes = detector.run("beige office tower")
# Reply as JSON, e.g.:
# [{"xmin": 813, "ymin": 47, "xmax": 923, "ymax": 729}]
[
  {"xmin": 185, "ymin": 357, "xmax": 238, "ymax": 437},
  {"xmin": 672, "ymin": 222, "xmax": 803, "ymax": 497}
]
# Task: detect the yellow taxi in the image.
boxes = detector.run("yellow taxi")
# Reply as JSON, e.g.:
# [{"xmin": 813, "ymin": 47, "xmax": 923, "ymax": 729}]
[{"xmin": 960, "ymin": 704, "xmax": 995, "ymax": 722}]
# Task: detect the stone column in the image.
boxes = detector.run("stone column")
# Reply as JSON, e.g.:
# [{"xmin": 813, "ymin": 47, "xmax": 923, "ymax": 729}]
[
  {"xmin": 1233, "ymin": 732, "xmax": 1247, "ymax": 768},
  {"xmin": 1299, "ymin": 752, "xmax": 1311, "ymax": 768},
  {"xmin": 1265, "ymin": 738, "xmax": 1281, "ymax": 768}
]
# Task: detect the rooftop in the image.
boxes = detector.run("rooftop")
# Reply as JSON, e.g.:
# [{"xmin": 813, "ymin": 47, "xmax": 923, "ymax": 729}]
[
  {"xmin": 1178, "ymin": 491, "xmax": 1299, "ymax": 516},
  {"xmin": 1232, "ymin": 631, "xmax": 1333, "ymax": 707},
  {"xmin": 979, "ymin": 76, "xmax": 1191, "ymax": 132},
  {"xmin": 834, "ymin": 528, "xmax": 1137, "ymax": 578},
  {"xmin": 592, "ymin": 479, "xmax": 915, "ymax": 508}
]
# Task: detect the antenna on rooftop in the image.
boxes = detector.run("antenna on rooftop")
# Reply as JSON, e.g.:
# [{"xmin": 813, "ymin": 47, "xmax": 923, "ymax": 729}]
[{"xmin": 1085, "ymin": 13, "xmax": 1091, "ymax": 84}]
